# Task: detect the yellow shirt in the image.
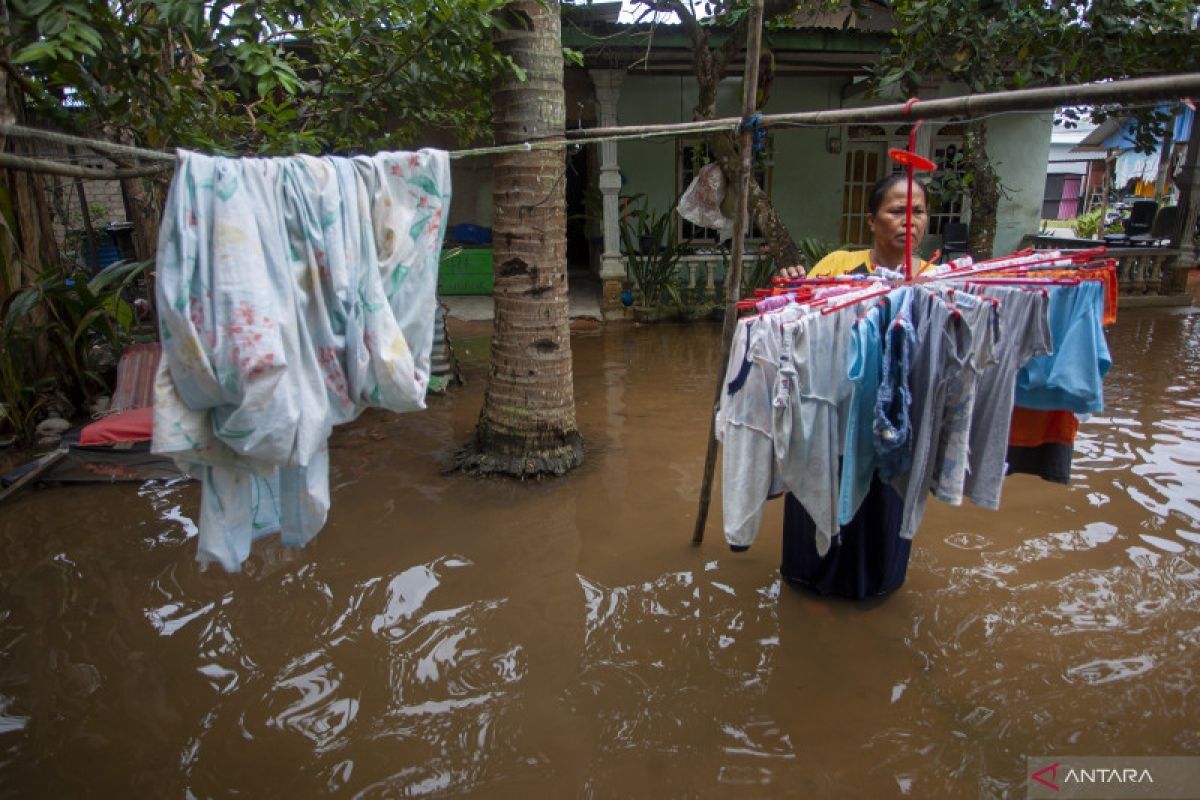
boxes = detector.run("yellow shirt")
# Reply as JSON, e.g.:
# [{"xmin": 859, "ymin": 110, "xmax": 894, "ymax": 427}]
[{"xmin": 808, "ymin": 249, "xmax": 931, "ymax": 278}]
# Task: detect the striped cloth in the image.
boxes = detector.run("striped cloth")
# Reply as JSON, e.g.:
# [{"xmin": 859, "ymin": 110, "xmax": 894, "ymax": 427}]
[{"xmin": 110, "ymin": 342, "xmax": 161, "ymax": 412}]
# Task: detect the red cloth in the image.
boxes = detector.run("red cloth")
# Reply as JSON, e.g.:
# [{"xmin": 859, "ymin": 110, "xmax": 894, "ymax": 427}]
[
  {"xmin": 80, "ymin": 406, "xmax": 154, "ymax": 445},
  {"xmin": 1008, "ymin": 406, "xmax": 1079, "ymax": 448}
]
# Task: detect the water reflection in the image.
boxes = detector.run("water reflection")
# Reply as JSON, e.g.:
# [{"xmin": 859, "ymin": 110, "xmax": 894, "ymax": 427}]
[{"xmin": 0, "ymin": 309, "xmax": 1197, "ymax": 796}]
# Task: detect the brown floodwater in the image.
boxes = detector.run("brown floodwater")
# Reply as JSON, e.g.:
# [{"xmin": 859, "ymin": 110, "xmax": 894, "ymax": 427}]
[{"xmin": 1, "ymin": 307, "xmax": 1199, "ymax": 798}]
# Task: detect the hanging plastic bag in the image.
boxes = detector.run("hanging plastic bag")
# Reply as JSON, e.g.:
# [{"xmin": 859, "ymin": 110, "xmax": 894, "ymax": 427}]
[{"xmin": 678, "ymin": 162, "xmax": 734, "ymax": 241}]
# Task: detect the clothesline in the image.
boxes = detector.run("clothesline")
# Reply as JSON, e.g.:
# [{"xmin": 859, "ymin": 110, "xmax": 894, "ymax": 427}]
[{"xmin": 1, "ymin": 71, "xmax": 1196, "ymax": 179}]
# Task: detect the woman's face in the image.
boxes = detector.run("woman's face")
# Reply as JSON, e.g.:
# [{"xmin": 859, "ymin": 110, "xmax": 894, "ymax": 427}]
[{"xmin": 868, "ymin": 182, "xmax": 928, "ymax": 258}]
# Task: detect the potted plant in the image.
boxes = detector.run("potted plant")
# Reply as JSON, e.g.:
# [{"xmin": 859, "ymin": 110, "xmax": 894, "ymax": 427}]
[{"xmin": 619, "ymin": 196, "xmax": 688, "ymax": 321}]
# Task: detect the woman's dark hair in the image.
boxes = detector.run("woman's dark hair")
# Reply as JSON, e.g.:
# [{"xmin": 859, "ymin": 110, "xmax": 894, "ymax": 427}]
[{"xmin": 868, "ymin": 173, "xmax": 928, "ymax": 216}]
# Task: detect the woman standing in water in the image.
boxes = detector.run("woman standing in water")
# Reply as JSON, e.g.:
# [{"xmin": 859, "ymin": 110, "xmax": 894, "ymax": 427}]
[{"xmin": 776, "ymin": 174, "xmax": 931, "ymax": 598}]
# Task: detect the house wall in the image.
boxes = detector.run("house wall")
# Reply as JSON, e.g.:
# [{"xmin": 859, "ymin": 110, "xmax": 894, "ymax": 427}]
[
  {"xmin": 615, "ymin": 73, "xmax": 848, "ymax": 249},
  {"xmin": 444, "ymin": 69, "xmax": 1055, "ymax": 262},
  {"xmin": 987, "ymin": 112, "xmax": 1054, "ymax": 256}
]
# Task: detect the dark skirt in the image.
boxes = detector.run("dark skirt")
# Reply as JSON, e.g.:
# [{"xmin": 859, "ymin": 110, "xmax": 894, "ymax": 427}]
[{"xmin": 780, "ymin": 472, "xmax": 911, "ymax": 599}]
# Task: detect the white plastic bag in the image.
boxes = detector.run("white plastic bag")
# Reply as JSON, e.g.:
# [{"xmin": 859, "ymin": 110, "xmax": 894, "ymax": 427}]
[{"xmin": 678, "ymin": 163, "xmax": 734, "ymax": 241}]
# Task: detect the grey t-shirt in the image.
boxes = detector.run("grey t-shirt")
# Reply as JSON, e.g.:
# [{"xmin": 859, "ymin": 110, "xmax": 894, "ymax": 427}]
[
  {"xmin": 718, "ymin": 305, "xmax": 809, "ymax": 549},
  {"xmin": 931, "ymin": 289, "xmax": 1001, "ymax": 505},
  {"xmin": 962, "ymin": 285, "xmax": 1052, "ymax": 509},
  {"xmin": 772, "ymin": 301, "xmax": 862, "ymax": 555},
  {"xmin": 889, "ymin": 287, "xmax": 978, "ymax": 540}
]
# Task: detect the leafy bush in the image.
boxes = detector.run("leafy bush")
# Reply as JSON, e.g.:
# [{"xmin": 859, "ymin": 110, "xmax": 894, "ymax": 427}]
[
  {"xmin": 741, "ymin": 247, "xmax": 778, "ymax": 296},
  {"xmin": 0, "ymin": 259, "xmax": 151, "ymax": 442},
  {"xmin": 1071, "ymin": 208, "xmax": 1105, "ymax": 238},
  {"xmin": 798, "ymin": 237, "xmax": 840, "ymax": 268},
  {"xmin": 1070, "ymin": 208, "xmax": 1123, "ymax": 239},
  {"xmin": 619, "ymin": 196, "xmax": 688, "ymax": 309}
]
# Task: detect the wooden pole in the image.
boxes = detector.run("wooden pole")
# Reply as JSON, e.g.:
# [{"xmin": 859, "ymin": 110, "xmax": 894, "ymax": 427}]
[
  {"xmin": 0, "ymin": 448, "xmax": 67, "ymax": 505},
  {"xmin": 1097, "ymin": 152, "xmax": 1111, "ymax": 237},
  {"xmin": 69, "ymin": 146, "xmax": 98, "ymax": 273},
  {"xmin": 0, "ymin": 151, "xmax": 169, "ymax": 180},
  {"xmin": 1171, "ymin": 110, "xmax": 1200, "ymax": 253},
  {"xmin": 692, "ymin": 0, "xmax": 764, "ymax": 545}
]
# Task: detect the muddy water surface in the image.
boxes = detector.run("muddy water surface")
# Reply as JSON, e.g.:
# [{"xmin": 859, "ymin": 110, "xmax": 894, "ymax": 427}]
[{"xmin": 1, "ymin": 309, "xmax": 1198, "ymax": 798}]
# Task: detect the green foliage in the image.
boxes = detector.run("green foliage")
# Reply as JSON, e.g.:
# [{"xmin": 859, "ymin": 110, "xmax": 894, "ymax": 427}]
[
  {"xmin": 875, "ymin": 0, "xmax": 1195, "ymax": 149},
  {"xmin": 878, "ymin": 0, "xmax": 1196, "ymax": 92},
  {"xmin": 5, "ymin": 0, "xmax": 523, "ymax": 154},
  {"xmin": 0, "ymin": 259, "xmax": 151, "ymax": 442},
  {"xmin": 797, "ymin": 236, "xmax": 839, "ymax": 268},
  {"xmin": 619, "ymin": 197, "xmax": 689, "ymax": 309},
  {"xmin": 741, "ymin": 247, "xmax": 777, "ymax": 296},
  {"xmin": 873, "ymin": 0, "xmax": 1194, "ymax": 253},
  {"xmin": 0, "ymin": 288, "xmax": 51, "ymax": 442},
  {"xmin": 1071, "ymin": 207, "xmax": 1105, "ymax": 239},
  {"xmin": 1069, "ymin": 208, "xmax": 1124, "ymax": 239}
]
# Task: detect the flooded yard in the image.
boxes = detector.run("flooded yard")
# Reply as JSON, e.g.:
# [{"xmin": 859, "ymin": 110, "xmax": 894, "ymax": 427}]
[{"xmin": 1, "ymin": 308, "xmax": 1198, "ymax": 797}]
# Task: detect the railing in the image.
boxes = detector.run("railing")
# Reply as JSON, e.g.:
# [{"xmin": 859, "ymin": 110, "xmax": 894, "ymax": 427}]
[
  {"xmin": 1019, "ymin": 235, "xmax": 1196, "ymax": 300},
  {"xmin": 632, "ymin": 252, "xmax": 766, "ymax": 299}
]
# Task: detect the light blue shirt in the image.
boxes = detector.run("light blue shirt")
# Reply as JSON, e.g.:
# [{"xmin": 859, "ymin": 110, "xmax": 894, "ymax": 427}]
[
  {"xmin": 1015, "ymin": 281, "xmax": 1110, "ymax": 414},
  {"xmin": 837, "ymin": 297, "xmax": 887, "ymax": 525}
]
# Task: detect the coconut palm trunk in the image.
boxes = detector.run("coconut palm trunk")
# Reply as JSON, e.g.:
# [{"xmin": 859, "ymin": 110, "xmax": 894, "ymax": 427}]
[{"xmin": 456, "ymin": 0, "xmax": 584, "ymax": 476}]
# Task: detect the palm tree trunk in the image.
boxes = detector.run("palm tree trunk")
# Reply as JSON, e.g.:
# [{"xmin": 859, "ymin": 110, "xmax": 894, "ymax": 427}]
[{"xmin": 456, "ymin": 0, "xmax": 584, "ymax": 477}]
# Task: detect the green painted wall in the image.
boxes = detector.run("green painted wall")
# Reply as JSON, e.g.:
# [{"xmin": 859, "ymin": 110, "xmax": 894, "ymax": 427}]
[
  {"xmin": 988, "ymin": 112, "xmax": 1054, "ymax": 256},
  {"xmin": 449, "ymin": 70, "xmax": 1053, "ymax": 263},
  {"xmin": 616, "ymin": 74, "xmax": 850, "ymax": 252}
]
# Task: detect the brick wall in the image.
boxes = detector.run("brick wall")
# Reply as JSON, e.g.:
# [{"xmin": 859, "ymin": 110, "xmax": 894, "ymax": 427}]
[{"xmin": 37, "ymin": 140, "xmax": 130, "ymax": 267}]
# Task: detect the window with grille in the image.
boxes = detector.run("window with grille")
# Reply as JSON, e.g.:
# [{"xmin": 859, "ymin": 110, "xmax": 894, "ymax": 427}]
[
  {"xmin": 927, "ymin": 140, "xmax": 966, "ymax": 237},
  {"xmin": 676, "ymin": 137, "xmax": 770, "ymax": 242}
]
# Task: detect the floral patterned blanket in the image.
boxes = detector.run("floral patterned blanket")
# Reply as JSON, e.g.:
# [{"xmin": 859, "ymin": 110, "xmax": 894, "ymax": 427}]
[{"xmin": 153, "ymin": 149, "xmax": 451, "ymax": 571}]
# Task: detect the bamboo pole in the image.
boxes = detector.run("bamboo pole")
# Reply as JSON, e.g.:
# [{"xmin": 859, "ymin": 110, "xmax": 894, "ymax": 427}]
[
  {"xmin": 0, "ymin": 151, "xmax": 169, "ymax": 180},
  {"xmin": 1, "ymin": 74, "xmax": 1198, "ymax": 171},
  {"xmin": 692, "ymin": 0, "xmax": 764, "ymax": 545},
  {"xmin": 569, "ymin": 72, "xmax": 1200, "ymax": 143},
  {"xmin": 68, "ymin": 146, "xmax": 98, "ymax": 273}
]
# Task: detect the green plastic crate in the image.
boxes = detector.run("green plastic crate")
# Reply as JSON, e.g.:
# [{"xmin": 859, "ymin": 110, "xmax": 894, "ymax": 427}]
[{"xmin": 438, "ymin": 247, "xmax": 493, "ymax": 295}]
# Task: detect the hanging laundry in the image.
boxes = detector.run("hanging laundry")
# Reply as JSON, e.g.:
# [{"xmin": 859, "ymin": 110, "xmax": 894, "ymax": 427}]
[
  {"xmin": 718, "ymin": 303, "xmax": 807, "ymax": 549},
  {"xmin": 1003, "ymin": 266, "xmax": 1117, "ymax": 485},
  {"xmin": 1015, "ymin": 280, "xmax": 1111, "ymax": 414},
  {"xmin": 872, "ymin": 287, "xmax": 917, "ymax": 482},
  {"xmin": 959, "ymin": 285, "xmax": 1052, "ymax": 510},
  {"xmin": 888, "ymin": 287, "xmax": 986, "ymax": 540},
  {"xmin": 771, "ymin": 302, "xmax": 863, "ymax": 554},
  {"xmin": 153, "ymin": 149, "xmax": 451, "ymax": 571},
  {"xmin": 928, "ymin": 289, "xmax": 1001, "ymax": 506},
  {"xmin": 1005, "ymin": 407, "xmax": 1080, "ymax": 484},
  {"xmin": 837, "ymin": 288, "xmax": 902, "ymax": 526}
]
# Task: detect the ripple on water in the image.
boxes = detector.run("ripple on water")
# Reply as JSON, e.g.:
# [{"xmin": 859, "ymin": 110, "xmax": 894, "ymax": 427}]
[
  {"xmin": 944, "ymin": 532, "xmax": 992, "ymax": 551},
  {"xmin": 1064, "ymin": 655, "xmax": 1156, "ymax": 686},
  {"xmin": 1139, "ymin": 534, "xmax": 1187, "ymax": 553}
]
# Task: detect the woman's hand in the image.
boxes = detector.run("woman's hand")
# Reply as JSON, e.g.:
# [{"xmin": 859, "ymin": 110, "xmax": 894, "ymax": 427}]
[{"xmin": 776, "ymin": 264, "xmax": 806, "ymax": 280}]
